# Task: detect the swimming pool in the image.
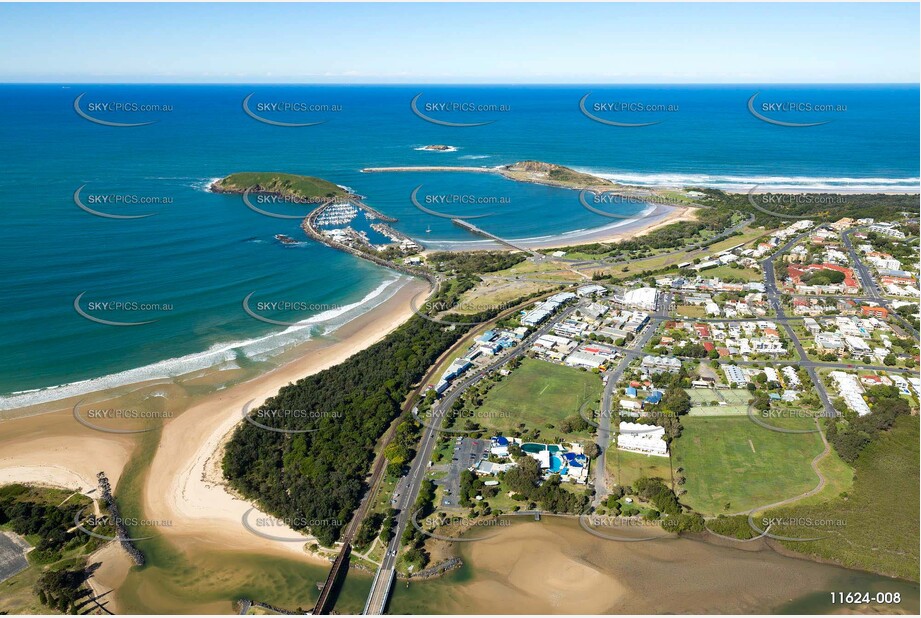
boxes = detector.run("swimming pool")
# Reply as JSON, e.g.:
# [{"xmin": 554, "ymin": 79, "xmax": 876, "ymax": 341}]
[
  {"xmin": 549, "ymin": 455, "xmax": 564, "ymax": 473},
  {"xmin": 521, "ymin": 442, "xmax": 562, "ymax": 454}
]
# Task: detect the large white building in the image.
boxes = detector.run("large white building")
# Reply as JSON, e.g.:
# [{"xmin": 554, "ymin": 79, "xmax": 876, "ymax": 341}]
[
  {"xmin": 617, "ymin": 422, "xmax": 669, "ymax": 457},
  {"xmin": 723, "ymin": 365, "xmax": 747, "ymax": 386},
  {"xmin": 829, "ymin": 371, "xmax": 872, "ymax": 416},
  {"xmin": 623, "ymin": 287, "xmax": 659, "ymax": 311}
]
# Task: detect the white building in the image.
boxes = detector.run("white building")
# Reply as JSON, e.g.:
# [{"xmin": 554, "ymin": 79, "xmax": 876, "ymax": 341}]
[
  {"xmin": 867, "ymin": 223, "xmax": 906, "ymax": 239},
  {"xmin": 781, "ymin": 366, "xmax": 801, "ymax": 389},
  {"xmin": 617, "ymin": 422, "xmax": 669, "ymax": 457},
  {"xmin": 723, "ymin": 365, "xmax": 747, "ymax": 386},
  {"xmin": 564, "ymin": 350, "xmax": 606, "ymax": 369},
  {"xmin": 577, "ymin": 284, "xmax": 607, "ymax": 297},
  {"xmin": 623, "ymin": 287, "xmax": 659, "ymax": 311},
  {"xmin": 829, "ymin": 371, "xmax": 871, "ymax": 416},
  {"xmin": 641, "ymin": 355, "xmax": 682, "ymax": 374}
]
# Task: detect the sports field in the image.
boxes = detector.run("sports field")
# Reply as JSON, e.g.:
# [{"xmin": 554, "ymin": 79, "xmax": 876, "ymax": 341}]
[
  {"xmin": 475, "ymin": 357, "xmax": 602, "ymax": 437},
  {"xmin": 672, "ymin": 415, "xmax": 825, "ymax": 515},
  {"xmin": 686, "ymin": 388, "xmax": 751, "ymax": 416}
]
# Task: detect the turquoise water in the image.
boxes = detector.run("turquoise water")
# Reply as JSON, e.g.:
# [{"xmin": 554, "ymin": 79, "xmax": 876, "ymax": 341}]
[
  {"xmin": 521, "ymin": 442, "xmax": 562, "ymax": 454},
  {"xmin": 549, "ymin": 455, "xmax": 564, "ymax": 473},
  {"xmin": 1, "ymin": 84, "xmax": 917, "ymax": 403}
]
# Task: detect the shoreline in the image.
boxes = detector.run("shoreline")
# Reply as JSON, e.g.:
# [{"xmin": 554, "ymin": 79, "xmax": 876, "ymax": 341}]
[
  {"xmin": 362, "ymin": 165, "xmax": 920, "ymax": 196},
  {"xmin": 0, "ymin": 275, "xmax": 411, "ymax": 413},
  {"xmin": 423, "ymin": 202, "xmax": 698, "ymax": 252},
  {"xmin": 361, "ymin": 163, "xmax": 702, "ymax": 250},
  {"xmin": 0, "ymin": 278, "xmax": 431, "ymax": 609},
  {"xmin": 143, "ymin": 277, "xmax": 430, "ymax": 562}
]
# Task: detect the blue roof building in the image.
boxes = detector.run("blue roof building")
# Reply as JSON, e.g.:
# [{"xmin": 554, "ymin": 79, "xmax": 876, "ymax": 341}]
[{"xmin": 476, "ymin": 330, "xmax": 496, "ymax": 343}]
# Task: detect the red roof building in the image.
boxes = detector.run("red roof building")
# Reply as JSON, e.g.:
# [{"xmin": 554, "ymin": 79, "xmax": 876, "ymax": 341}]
[{"xmin": 861, "ymin": 306, "xmax": 889, "ymax": 319}]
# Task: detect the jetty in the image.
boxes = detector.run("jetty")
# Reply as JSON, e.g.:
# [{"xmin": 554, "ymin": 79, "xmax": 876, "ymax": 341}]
[{"xmin": 451, "ymin": 219, "xmax": 545, "ymax": 259}]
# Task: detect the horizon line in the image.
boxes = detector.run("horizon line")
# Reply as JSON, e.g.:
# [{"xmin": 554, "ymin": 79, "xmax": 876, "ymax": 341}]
[{"xmin": 3, "ymin": 81, "xmax": 920, "ymax": 86}]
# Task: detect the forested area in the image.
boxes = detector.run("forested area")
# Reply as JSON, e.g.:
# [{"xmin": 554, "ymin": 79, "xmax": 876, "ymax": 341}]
[{"xmin": 223, "ymin": 314, "xmax": 465, "ymax": 546}]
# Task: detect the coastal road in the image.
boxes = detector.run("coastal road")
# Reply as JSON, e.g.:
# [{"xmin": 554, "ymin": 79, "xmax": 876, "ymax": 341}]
[{"xmin": 363, "ymin": 306, "xmax": 576, "ymax": 614}]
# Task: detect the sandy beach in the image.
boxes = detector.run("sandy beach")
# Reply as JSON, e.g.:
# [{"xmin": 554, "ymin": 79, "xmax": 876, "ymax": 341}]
[
  {"xmin": 144, "ymin": 278, "xmax": 428, "ymax": 560},
  {"xmin": 535, "ymin": 202, "xmax": 698, "ymax": 249},
  {"xmin": 423, "ymin": 201, "xmax": 698, "ymax": 252},
  {"xmin": 0, "ymin": 277, "xmax": 430, "ymax": 607}
]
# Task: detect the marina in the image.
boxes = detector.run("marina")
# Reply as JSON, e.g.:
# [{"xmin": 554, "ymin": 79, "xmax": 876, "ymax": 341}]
[{"xmin": 314, "ymin": 202, "xmax": 358, "ymax": 227}]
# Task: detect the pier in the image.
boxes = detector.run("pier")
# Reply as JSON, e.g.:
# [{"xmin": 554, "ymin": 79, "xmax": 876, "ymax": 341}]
[
  {"xmin": 451, "ymin": 219, "xmax": 546, "ymax": 259},
  {"xmin": 311, "ymin": 543, "xmax": 352, "ymax": 615}
]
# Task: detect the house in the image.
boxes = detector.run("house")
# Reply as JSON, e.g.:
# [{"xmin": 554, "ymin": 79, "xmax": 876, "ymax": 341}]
[
  {"xmin": 641, "ymin": 355, "xmax": 682, "ymax": 374},
  {"xmin": 815, "ymin": 333, "xmax": 844, "ymax": 352}
]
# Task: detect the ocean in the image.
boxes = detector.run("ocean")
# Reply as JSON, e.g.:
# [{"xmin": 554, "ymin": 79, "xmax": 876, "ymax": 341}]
[{"xmin": 0, "ymin": 84, "xmax": 917, "ymax": 403}]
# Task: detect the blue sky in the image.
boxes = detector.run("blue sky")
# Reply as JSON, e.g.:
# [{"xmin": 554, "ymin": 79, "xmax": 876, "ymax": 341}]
[{"xmin": 0, "ymin": 3, "xmax": 917, "ymax": 83}]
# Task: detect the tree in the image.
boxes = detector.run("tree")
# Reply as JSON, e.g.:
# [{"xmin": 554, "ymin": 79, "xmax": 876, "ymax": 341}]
[
  {"xmin": 583, "ymin": 442, "xmax": 601, "ymax": 459},
  {"xmin": 753, "ymin": 392, "xmax": 771, "ymax": 412},
  {"xmin": 662, "ymin": 386, "xmax": 691, "ymax": 416}
]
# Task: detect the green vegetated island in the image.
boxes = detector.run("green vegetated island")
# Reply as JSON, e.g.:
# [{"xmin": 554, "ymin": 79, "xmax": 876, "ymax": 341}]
[
  {"xmin": 214, "ymin": 167, "xmax": 919, "ymax": 586},
  {"xmin": 210, "ymin": 172, "xmax": 349, "ymax": 201}
]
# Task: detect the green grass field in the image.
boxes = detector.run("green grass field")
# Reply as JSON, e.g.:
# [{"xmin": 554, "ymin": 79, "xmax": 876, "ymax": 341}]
[
  {"xmin": 606, "ymin": 448, "xmax": 673, "ymax": 489},
  {"xmin": 673, "ymin": 415, "xmax": 825, "ymax": 515},
  {"xmin": 475, "ymin": 358, "xmax": 602, "ymax": 439},
  {"xmin": 675, "ymin": 304, "xmax": 707, "ymax": 318},
  {"xmin": 765, "ymin": 416, "xmax": 919, "ymax": 582},
  {"xmin": 698, "ymin": 264, "xmax": 762, "ymax": 282},
  {"xmin": 686, "ymin": 388, "xmax": 752, "ymax": 416}
]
